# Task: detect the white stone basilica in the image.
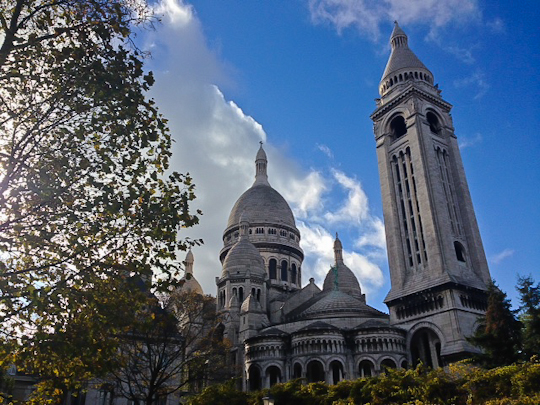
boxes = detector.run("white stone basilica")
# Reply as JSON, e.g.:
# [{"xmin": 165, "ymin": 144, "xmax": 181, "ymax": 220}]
[{"xmin": 190, "ymin": 22, "xmax": 491, "ymax": 390}]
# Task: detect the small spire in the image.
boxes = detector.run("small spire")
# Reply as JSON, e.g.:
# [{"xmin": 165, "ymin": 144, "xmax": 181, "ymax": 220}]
[
  {"xmin": 185, "ymin": 248, "xmax": 194, "ymax": 275},
  {"xmin": 390, "ymin": 21, "xmax": 408, "ymax": 50},
  {"xmin": 254, "ymin": 143, "xmax": 270, "ymax": 186},
  {"xmin": 334, "ymin": 233, "xmax": 343, "ymax": 264}
]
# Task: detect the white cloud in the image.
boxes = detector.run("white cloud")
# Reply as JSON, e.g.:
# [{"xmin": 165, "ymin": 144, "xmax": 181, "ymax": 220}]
[
  {"xmin": 453, "ymin": 70, "xmax": 489, "ymax": 99},
  {"xmin": 308, "ymin": 0, "xmax": 481, "ymax": 41},
  {"xmin": 490, "ymin": 249, "xmax": 515, "ymax": 265},
  {"xmin": 458, "ymin": 132, "xmax": 483, "ymax": 149},
  {"xmin": 324, "ymin": 170, "xmax": 369, "ymax": 224},
  {"xmin": 153, "ymin": 0, "xmax": 193, "ymax": 27},
  {"xmin": 317, "ymin": 143, "xmax": 334, "ymax": 159},
  {"xmin": 144, "ymin": 0, "xmax": 387, "ymax": 299}
]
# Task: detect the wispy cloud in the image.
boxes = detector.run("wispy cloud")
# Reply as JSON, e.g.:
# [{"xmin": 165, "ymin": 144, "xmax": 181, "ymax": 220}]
[
  {"xmin": 454, "ymin": 70, "xmax": 490, "ymax": 99},
  {"xmin": 490, "ymin": 249, "xmax": 515, "ymax": 264},
  {"xmin": 487, "ymin": 17, "xmax": 506, "ymax": 34},
  {"xmin": 317, "ymin": 143, "xmax": 334, "ymax": 159},
  {"xmin": 458, "ymin": 132, "xmax": 483, "ymax": 149},
  {"xmin": 308, "ymin": 0, "xmax": 481, "ymax": 41}
]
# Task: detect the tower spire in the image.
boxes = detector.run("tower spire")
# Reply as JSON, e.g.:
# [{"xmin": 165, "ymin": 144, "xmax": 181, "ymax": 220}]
[
  {"xmin": 379, "ymin": 22, "xmax": 434, "ymax": 97},
  {"xmin": 334, "ymin": 233, "xmax": 344, "ymax": 264},
  {"xmin": 253, "ymin": 142, "xmax": 270, "ymax": 186}
]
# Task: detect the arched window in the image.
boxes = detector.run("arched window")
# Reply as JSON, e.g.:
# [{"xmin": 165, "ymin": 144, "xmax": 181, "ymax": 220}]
[
  {"xmin": 281, "ymin": 260, "xmax": 288, "ymax": 282},
  {"xmin": 291, "ymin": 264, "xmax": 297, "ymax": 285},
  {"xmin": 401, "ymin": 360, "xmax": 408, "ymax": 369},
  {"xmin": 390, "ymin": 115, "xmax": 407, "ymax": 139},
  {"xmin": 239, "ymin": 287, "xmax": 244, "ymax": 302},
  {"xmin": 359, "ymin": 360, "xmax": 374, "ymax": 377},
  {"xmin": 293, "ymin": 363, "xmax": 302, "ymax": 379},
  {"xmin": 380, "ymin": 358, "xmax": 396, "ymax": 372},
  {"xmin": 410, "ymin": 328, "xmax": 442, "ymax": 369},
  {"xmin": 306, "ymin": 360, "xmax": 325, "ymax": 383},
  {"xmin": 330, "ymin": 360, "xmax": 344, "ymax": 384},
  {"xmin": 267, "ymin": 366, "xmax": 281, "ymax": 387},
  {"xmin": 269, "ymin": 259, "xmax": 277, "ymax": 280},
  {"xmin": 454, "ymin": 241, "xmax": 467, "ymax": 262},
  {"xmin": 426, "ymin": 111, "xmax": 441, "ymax": 135},
  {"xmin": 248, "ymin": 365, "xmax": 261, "ymax": 391}
]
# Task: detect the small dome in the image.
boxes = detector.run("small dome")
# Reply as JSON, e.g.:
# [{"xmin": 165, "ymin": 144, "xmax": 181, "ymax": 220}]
[
  {"xmin": 227, "ymin": 184, "xmax": 296, "ymax": 229},
  {"xmin": 323, "ymin": 262, "xmax": 363, "ymax": 299},
  {"xmin": 222, "ymin": 235, "xmax": 265, "ymax": 278},
  {"xmin": 180, "ymin": 273, "xmax": 203, "ymax": 295}
]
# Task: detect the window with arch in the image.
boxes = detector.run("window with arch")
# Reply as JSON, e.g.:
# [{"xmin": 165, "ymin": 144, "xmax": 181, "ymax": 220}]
[
  {"xmin": 306, "ymin": 360, "xmax": 325, "ymax": 383},
  {"xmin": 293, "ymin": 363, "xmax": 302, "ymax": 379},
  {"xmin": 380, "ymin": 358, "xmax": 396, "ymax": 372},
  {"xmin": 238, "ymin": 287, "xmax": 244, "ymax": 302},
  {"xmin": 410, "ymin": 328, "xmax": 442, "ymax": 369},
  {"xmin": 291, "ymin": 263, "xmax": 297, "ymax": 285},
  {"xmin": 426, "ymin": 111, "xmax": 441, "ymax": 135},
  {"xmin": 268, "ymin": 228, "xmax": 277, "ymax": 235},
  {"xmin": 359, "ymin": 359, "xmax": 374, "ymax": 377},
  {"xmin": 269, "ymin": 259, "xmax": 277, "ymax": 280},
  {"xmin": 281, "ymin": 260, "xmax": 288, "ymax": 282},
  {"xmin": 255, "ymin": 227, "xmax": 264, "ymax": 234},
  {"xmin": 390, "ymin": 115, "xmax": 407, "ymax": 139},
  {"xmin": 454, "ymin": 241, "xmax": 467, "ymax": 263},
  {"xmin": 248, "ymin": 365, "xmax": 261, "ymax": 391},
  {"xmin": 330, "ymin": 360, "xmax": 344, "ymax": 385},
  {"xmin": 267, "ymin": 366, "xmax": 281, "ymax": 387}
]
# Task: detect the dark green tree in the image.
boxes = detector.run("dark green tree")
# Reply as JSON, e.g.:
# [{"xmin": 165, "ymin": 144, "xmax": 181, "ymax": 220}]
[
  {"xmin": 0, "ymin": 1, "xmax": 200, "ymax": 402},
  {"xmin": 517, "ymin": 275, "xmax": 540, "ymax": 359},
  {"xmin": 109, "ymin": 291, "xmax": 229, "ymax": 405},
  {"xmin": 468, "ymin": 281, "xmax": 522, "ymax": 368}
]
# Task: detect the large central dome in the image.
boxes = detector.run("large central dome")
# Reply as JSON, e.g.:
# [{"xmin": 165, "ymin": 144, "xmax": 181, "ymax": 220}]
[
  {"xmin": 220, "ymin": 144, "xmax": 303, "ymax": 287},
  {"xmin": 227, "ymin": 184, "xmax": 296, "ymax": 229}
]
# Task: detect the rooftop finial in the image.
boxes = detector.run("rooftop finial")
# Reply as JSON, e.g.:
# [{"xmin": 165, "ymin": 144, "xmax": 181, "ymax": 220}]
[
  {"xmin": 254, "ymin": 143, "xmax": 270, "ymax": 186},
  {"xmin": 334, "ymin": 233, "xmax": 343, "ymax": 264}
]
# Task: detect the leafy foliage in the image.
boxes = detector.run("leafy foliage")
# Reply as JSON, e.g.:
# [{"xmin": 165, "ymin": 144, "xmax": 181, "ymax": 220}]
[
  {"xmin": 186, "ymin": 359, "xmax": 540, "ymax": 405},
  {"xmin": 106, "ymin": 291, "xmax": 229, "ymax": 405},
  {"xmin": 517, "ymin": 276, "xmax": 540, "ymax": 359},
  {"xmin": 0, "ymin": 0, "xmax": 200, "ymax": 402},
  {"xmin": 467, "ymin": 281, "xmax": 522, "ymax": 368}
]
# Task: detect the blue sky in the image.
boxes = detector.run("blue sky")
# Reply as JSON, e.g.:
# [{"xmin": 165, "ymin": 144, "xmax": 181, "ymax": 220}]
[{"xmin": 141, "ymin": 0, "xmax": 539, "ymax": 311}]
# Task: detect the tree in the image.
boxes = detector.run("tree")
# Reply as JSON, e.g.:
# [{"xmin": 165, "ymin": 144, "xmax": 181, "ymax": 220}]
[
  {"xmin": 467, "ymin": 281, "xmax": 522, "ymax": 368},
  {"xmin": 108, "ymin": 290, "xmax": 230, "ymax": 405},
  {"xmin": 517, "ymin": 275, "xmax": 540, "ymax": 359},
  {"xmin": 0, "ymin": 0, "xmax": 200, "ymax": 401}
]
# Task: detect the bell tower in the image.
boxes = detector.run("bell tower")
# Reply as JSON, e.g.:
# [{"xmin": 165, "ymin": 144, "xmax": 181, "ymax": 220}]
[{"xmin": 371, "ymin": 22, "xmax": 491, "ymax": 365}]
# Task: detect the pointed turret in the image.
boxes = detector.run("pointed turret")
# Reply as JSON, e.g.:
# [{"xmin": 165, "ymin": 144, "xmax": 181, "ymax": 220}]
[
  {"xmin": 180, "ymin": 248, "xmax": 203, "ymax": 294},
  {"xmin": 253, "ymin": 141, "xmax": 269, "ymax": 186},
  {"xmin": 334, "ymin": 233, "xmax": 344, "ymax": 264},
  {"xmin": 379, "ymin": 21, "xmax": 434, "ymax": 97}
]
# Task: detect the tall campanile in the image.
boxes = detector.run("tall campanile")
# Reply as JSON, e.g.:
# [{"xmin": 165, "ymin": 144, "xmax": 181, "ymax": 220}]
[{"xmin": 371, "ymin": 22, "xmax": 491, "ymax": 365}]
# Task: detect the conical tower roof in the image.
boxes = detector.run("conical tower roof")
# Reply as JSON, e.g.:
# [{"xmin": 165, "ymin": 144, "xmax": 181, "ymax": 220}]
[{"xmin": 380, "ymin": 22, "xmax": 433, "ymax": 96}]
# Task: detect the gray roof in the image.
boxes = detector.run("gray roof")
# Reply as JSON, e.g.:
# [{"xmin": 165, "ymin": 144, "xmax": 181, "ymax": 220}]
[
  {"xmin": 222, "ymin": 235, "xmax": 265, "ymax": 277},
  {"xmin": 302, "ymin": 290, "xmax": 386, "ymax": 319},
  {"xmin": 323, "ymin": 262, "xmax": 363, "ymax": 299},
  {"xmin": 227, "ymin": 184, "xmax": 296, "ymax": 229},
  {"xmin": 381, "ymin": 22, "xmax": 432, "ymax": 83}
]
